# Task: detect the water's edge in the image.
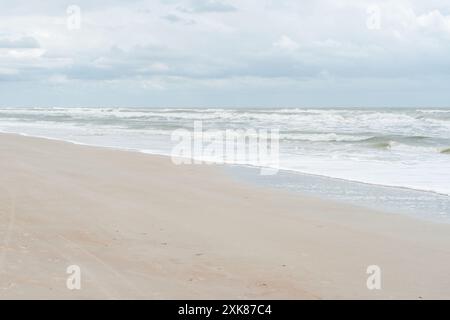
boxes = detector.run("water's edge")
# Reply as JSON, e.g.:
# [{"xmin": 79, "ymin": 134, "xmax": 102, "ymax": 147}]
[
  {"xmin": 2, "ymin": 130, "xmax": 449, "ymax": 224},
  {"xmin": 225, "ymin": 164, "xmax": 450, "ymax": 224}
]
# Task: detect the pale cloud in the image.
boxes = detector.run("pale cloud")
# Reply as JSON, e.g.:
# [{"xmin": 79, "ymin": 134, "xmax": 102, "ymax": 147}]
[
  {"xmin": 0, "ymin": 36, "xmax": 40, "ymax": 48},
  {"xmin": 177, "ymin": 0, "xmax": 237, "ymax": 13},
  {"xmin": 417, "ymin": 10, "xmax": 450, "ymax": 33},
  {"xmin": 0, "ymin": 0, "xmax": 450, "ymax": 107},
  {"xmin": 273, "ymin": 35, "xmax": 299, "ymax": 51},
  {"xmin": 0, "ymin": 67, "xmax": 18, "ymax": 75},
  {"xmin": 48, "ymin": 74, "xmax": 69, "ymax": 84}
]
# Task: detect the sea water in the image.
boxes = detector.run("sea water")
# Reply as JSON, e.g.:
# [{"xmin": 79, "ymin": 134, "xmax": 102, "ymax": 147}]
[{"xmin": 0, "ymin": 107, "xmax": 449, "ymax": 222}]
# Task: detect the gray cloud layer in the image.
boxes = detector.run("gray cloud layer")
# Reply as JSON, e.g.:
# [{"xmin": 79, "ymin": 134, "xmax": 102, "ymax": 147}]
[
  {"xmin": 1, "ymin": 0, "xmax": 450, "ymax": 107},
  {"xmin": 0, "ymin": 36, "xmax": 40, "ymax": 48}
]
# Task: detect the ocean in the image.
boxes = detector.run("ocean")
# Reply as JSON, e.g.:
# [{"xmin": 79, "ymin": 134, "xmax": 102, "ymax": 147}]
[{"xmin": 0, "ymin": 107, "xmax": 449, "ymax": 222}]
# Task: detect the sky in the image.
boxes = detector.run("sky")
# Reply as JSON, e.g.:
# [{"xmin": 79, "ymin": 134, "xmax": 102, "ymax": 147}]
[{"xmin": 1, "ymin": 0, "xmax": 450, "ymax": 108}]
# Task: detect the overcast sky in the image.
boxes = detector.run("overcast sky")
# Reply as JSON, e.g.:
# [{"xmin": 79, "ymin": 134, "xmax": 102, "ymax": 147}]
[{"xmin": 1, "ymin": 0, "xmax": 450, "ymax": 108}]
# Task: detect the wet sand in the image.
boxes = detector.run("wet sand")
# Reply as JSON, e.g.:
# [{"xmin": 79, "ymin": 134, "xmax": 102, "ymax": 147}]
[{"xmin": 1, "ymin": 133, "xmax": 450, "ymax": 299}]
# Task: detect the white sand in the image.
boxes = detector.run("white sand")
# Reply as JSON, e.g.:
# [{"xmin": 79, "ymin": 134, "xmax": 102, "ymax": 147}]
[{"xmin": 1, "ymin": 133, "xmax": 450, "ymax": 299}]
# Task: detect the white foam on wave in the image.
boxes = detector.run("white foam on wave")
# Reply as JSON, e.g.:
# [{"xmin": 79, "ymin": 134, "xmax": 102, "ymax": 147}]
[
  {"xmin": 1, "ymin": 107, "xmax": 449, "ymax": 196},
  {"xmin": 281, "ymin": 132, "xmax": 373, "ymax": 142}
]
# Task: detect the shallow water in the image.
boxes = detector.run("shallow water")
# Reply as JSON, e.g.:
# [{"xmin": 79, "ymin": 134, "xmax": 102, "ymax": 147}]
[{"xmin": 225, "ymin": 165, "xmax": 450, "ymax": 224}]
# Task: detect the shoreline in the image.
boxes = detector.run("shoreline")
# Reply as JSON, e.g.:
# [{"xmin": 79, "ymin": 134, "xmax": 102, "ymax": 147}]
[
  {"xmin": 2, "ymin": 130, "xmax": 449, "ymax": 198},
  {"xmin": 226, "ymin": 164, "xmax": 450, "ymax": 224},
  {"xmin": 3, "ymin": 131, "xmax": 449, "ymax": 224},
  {"xmin": 1, "ymin": 133, "xmax": 450, "ymax": 299}
]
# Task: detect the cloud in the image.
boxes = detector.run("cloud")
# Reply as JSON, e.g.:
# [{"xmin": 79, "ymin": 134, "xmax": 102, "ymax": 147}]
[
  {"xmin": 48, "ymin": 74, "xmax": 69, "ymax": 84},
  {"xmin": 178, "ymin": 0, "xmax": 237, "ymax": 13},
  {"xmin": 0, "ymin": 67, "xmax": 18, "ymax": 75},
  {"xmin": 0, "ymin": 36, "xmax": 40, "ymax": 48},
  {"xmin": 273, "ymin": 35, "xmax": 299, "ymax": 51},
  {"xmin": 417, "ymin": 9, "xmax": 450, "ymax": 33},
  {"xmin": 1, "ymin": 0, "xmax": 450, "ymax": 107},
  {"xmin": 162, "ymin": 13, "xmax": 196, "ymax": 24},
  {"xmin": 163, "ymin": 13, "xmax": 184, "ymax": 22}
]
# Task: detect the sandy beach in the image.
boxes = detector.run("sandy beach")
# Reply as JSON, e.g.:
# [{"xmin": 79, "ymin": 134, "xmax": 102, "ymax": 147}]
[{"xmin": 1, "ymin": 132, "xmax": 450, "ymax": 299}]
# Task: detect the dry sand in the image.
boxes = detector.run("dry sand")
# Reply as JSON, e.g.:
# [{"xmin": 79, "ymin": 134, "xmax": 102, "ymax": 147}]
[{"xmin": 0, "ymin": 133, "xmax": 450, "ymax": 299}]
